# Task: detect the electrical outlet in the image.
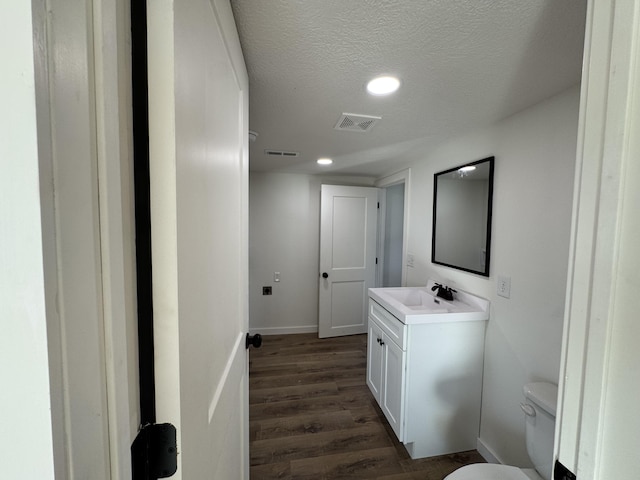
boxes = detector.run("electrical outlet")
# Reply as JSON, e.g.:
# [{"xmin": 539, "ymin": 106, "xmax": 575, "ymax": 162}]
[
  {"xmin": 262, "ymin": 286, "xmax": 272, "ymax": 295},
  {"xmin": 497, "ymin": 275, "xmax": 511, "ymax": 298}
]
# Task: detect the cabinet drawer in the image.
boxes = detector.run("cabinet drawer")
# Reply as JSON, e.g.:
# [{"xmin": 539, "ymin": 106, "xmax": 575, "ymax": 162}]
[{"xmin": 369, "ymin": 299, "xmax": 406, "ymax": 350}]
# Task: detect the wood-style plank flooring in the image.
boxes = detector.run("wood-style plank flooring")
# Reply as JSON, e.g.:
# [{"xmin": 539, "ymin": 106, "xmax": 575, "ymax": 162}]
[{"xmin": 249, "ymin": 333, "xmax": 485, "ymax": 479}]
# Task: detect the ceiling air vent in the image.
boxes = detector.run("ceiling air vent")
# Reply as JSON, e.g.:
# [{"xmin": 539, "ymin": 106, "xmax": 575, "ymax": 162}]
[
  {"xmin": 264, "ymin": 149, "xmax": 299, "ymax": 157},
  {"xmin": 334, "ymin": 113, "xmax": 381, "ymax": 133}
]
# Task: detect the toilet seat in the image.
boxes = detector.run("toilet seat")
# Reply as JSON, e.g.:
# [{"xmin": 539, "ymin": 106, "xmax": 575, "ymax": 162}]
[{"xmin": 445, "ymin": 463, "xmax": 539, "ymax": 480}]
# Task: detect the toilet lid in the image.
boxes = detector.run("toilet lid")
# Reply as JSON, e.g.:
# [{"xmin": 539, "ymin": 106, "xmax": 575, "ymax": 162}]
[{"xmin": 445, "ymin": 464, "xmax": 534, "ymax": 480}]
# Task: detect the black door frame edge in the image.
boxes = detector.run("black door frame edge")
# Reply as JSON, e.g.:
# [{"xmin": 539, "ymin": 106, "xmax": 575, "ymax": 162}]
[{"xmin": 131, "ymin": 0, "xmax": 156, "ymax": 428}]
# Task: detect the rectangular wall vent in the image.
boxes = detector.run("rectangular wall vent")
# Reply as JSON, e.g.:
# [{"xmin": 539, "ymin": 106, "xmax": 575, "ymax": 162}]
[
  {"xmin": 264, "ymin": 149, "xmax": 299, "ymax": 157},
  {"xmin": 334, "ymin": 113, "xmax": 381, "ymax": 133}
]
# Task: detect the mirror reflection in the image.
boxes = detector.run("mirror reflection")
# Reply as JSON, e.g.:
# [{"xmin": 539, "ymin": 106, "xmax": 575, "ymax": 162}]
[{"xmin": 432, "ymin": 157, "xmax": 494, "ymax": 276}]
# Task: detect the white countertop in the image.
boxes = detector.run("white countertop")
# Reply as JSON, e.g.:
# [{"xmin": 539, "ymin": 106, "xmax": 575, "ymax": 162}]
[{"xmin": 368, "ymin": 283, "xmax": 490, "ymax": 325}]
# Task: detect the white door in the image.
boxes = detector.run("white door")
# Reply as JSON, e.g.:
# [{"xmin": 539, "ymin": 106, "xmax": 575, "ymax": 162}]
[
  {"xmin": 319, "ymin": 185, "xmax": 379, "ymax": 338},
  {"xmin": 147, "ymin": 1, "xmax": 250, "ymax": 478}
]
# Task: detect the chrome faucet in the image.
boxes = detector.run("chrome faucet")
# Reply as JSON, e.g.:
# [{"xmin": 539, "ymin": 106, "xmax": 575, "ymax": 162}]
[{"xmin": 431, "ymin": 282, "xmax": 456, "ymax": 301}]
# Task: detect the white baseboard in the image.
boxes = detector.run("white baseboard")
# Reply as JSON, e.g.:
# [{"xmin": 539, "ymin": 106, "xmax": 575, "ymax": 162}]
[
  {"xmin": 477, "ymin": 437, "xmax": 502, "ymax": 464},
  {"xmin": 249, "ymin": 325, "xmax": 318, "ymax": 336}
]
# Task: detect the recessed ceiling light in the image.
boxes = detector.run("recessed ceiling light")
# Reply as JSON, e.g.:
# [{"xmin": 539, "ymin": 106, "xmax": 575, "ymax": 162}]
[
  {"xmin": 366, "ymin": 76, "xmax": 400, "ymax": 96},
  {"xmin": 317, "ymin": 158, "xmax": 333, "ymax": 165}
]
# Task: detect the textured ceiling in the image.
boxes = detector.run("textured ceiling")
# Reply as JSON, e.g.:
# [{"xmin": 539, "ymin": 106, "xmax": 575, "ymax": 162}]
[{"xmin": 231, "ymin": 0, "xmax": 586, "ymax": 177}]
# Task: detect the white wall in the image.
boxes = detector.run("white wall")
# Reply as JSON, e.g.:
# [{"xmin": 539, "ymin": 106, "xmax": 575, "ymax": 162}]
[
  {"xmin": 0, "ymin": 2, "xmax": 55, "ymax": 477},
  {"xmin": 249, "ymin": 173, "xmax": 374, "ymax": 333},
  {"xmin": 405, "ymin": 86, "xmax": 580, "ymax": 465}
]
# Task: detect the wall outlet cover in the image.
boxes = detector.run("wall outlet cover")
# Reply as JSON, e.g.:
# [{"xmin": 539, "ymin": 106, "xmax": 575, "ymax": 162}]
[{"xmin": 497, "ymin": 275, "xmax": 511, "ymax": 298}]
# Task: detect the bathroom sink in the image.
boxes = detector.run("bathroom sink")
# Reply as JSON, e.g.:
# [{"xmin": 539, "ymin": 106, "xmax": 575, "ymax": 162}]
[
  {"xmin": 368, "ymin": 280, "xmax": 490, "ymax": 325},
  {"xmin": 379, "ymin": 288, "xmax": 452, "ymax": 312}
]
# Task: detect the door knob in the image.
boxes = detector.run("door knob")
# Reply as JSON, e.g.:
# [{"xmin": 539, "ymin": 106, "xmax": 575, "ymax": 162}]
[
  {"xmin": 245, "ymin": 333, "xmax": 262, "ymax": 349},
  {"xmin": 322, "ymin": 272, "xmax": 329, "ymax": 278}
]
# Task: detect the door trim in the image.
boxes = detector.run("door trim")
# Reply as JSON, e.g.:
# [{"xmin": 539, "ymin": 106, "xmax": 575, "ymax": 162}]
[
  {"xmin": 555, "ymin": 0, "xmax": 640, "ymax": 476},
  {"xmin": 94, "ymin": 0, "xmax": 139, "ymax": 476},
  {"xmin": 30, "ymin": 0, "xmax": 138, "ymax": 477}
]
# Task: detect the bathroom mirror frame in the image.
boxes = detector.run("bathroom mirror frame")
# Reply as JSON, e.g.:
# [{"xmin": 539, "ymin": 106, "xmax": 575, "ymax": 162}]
[{"xmin": 431, "ymin": 156, "xmax": 495, "ymax": 277}]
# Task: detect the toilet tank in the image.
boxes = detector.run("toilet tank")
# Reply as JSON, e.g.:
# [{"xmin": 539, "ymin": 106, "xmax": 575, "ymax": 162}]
[{"xmin": 522, "ymin": 382, "xmax": 558, "ymax": 480}]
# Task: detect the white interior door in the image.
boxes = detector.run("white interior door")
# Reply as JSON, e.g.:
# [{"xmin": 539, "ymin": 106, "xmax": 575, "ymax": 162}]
[
  {"xmin": 319, "ymin": 185, "xmax": 379, "ymax": 338},
  {"xmin": 147, "ymin": 1, "xmax": 250, "ymax": 478}
]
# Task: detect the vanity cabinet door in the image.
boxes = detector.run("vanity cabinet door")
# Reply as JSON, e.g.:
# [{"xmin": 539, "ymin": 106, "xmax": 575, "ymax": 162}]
[
  {"xmin": 366, "ymin": 317, "xmax": 384, "ymax": 403},
  {"xmin": 381, "ymin": 336, "xmax": 406, "ymax": 440}
]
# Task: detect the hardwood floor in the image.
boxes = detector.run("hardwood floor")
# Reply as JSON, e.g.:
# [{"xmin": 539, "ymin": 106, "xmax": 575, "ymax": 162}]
[{"xmin": 249, "ymin": 333, "xmax": 485, "ymax": 479}]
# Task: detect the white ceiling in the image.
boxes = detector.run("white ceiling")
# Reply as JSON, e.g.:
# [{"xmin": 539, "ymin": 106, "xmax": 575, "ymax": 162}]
[{"xmin": 231, "ymin": 1, "xmax": 586, "ymax": 177}]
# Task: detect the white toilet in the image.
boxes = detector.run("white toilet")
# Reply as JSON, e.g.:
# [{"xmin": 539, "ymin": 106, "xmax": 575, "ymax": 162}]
[{"xmin": 445, "ymin": 382, "xmax": 558, "ymax": 480}]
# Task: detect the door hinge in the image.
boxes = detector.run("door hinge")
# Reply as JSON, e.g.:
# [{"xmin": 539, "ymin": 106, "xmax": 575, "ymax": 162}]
[
  {"xmin": 554, "ymin": 461, "xmax": 577, "ymax": 480},
  {"xmin": 377, "ymin": 202, "xmax": 380, "ymax": 209},
  {"xmin": 132, "ymin": 423, "xmax": 178, "ymax": 479},
  {"xmin": 376, "ymin": 257, "xmax": 378, "ymax": 264}
]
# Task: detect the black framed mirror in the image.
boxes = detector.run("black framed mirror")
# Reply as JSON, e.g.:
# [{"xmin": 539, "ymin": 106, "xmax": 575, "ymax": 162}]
[{"xmin": 432, "ymin": 156, "xmax": 494, "ymax": 276}]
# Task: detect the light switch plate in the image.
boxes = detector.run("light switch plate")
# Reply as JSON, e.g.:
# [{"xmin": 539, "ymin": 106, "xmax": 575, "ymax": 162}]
[
  {"xmin": 497, "ymin": 275, "xmax": 511, "ymax": 298},
  {"xmin": 407, "ymin": 253, "xmax": 415, "ymax": 268}
]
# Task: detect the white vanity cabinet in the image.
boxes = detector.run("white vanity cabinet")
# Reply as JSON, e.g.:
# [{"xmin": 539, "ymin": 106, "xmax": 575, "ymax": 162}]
[{"xmin": 366, "ymin": 293, "xmax": 488, "ymax": 459}]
